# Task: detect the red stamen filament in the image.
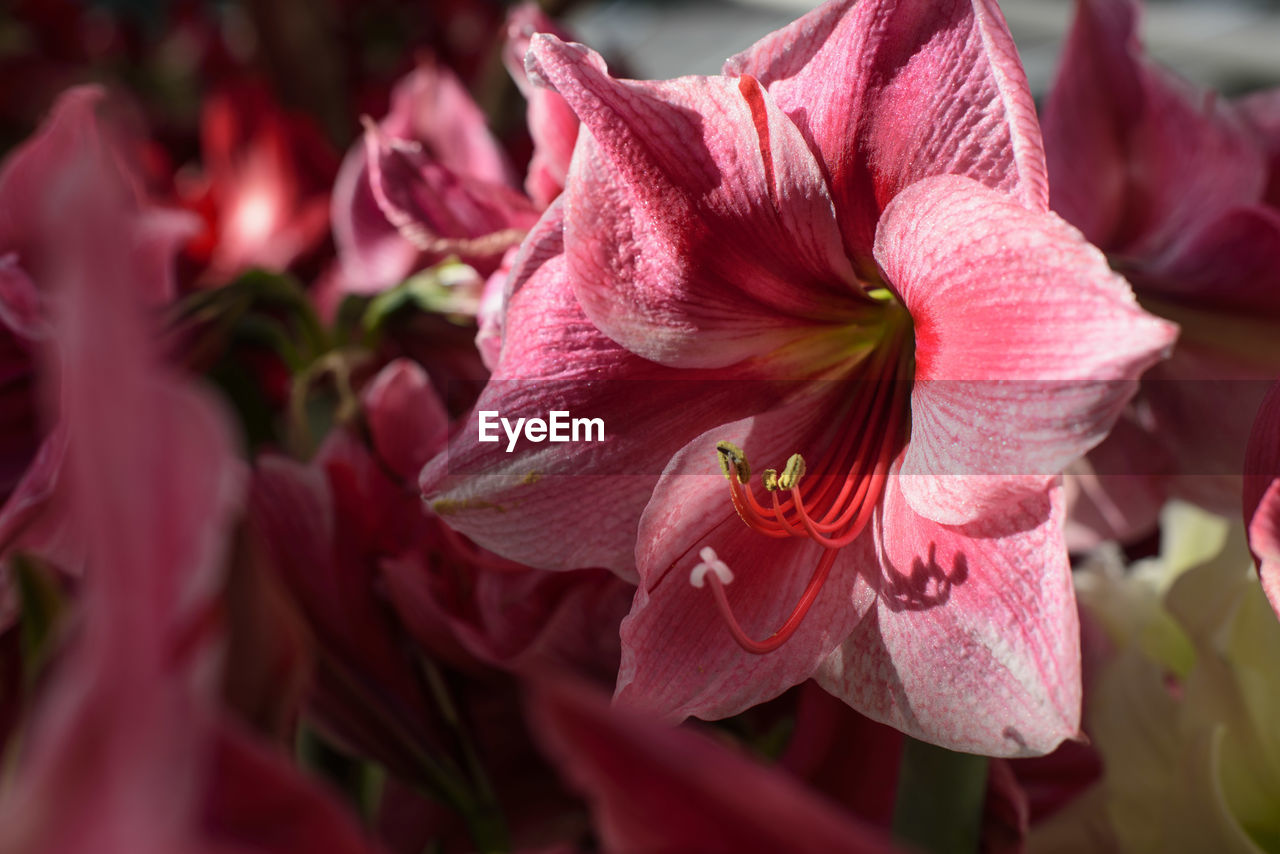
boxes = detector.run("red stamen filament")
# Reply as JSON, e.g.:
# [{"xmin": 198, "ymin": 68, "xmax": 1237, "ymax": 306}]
[
  {"xmin": 699, "ymin": 331, "xmax": 911, "ymax": 655},
  {"xmin": 704, "ymin": 547, "xmax": 838, "ymax": 654}
]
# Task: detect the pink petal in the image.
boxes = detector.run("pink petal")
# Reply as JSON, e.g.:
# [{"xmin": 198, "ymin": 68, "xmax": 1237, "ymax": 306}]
[
  {"xmin": 1246, "ymin": 382, "xmax": 1280, "ymax": 615},
  {"xmin": 1042, "ymin": 0, "xmax": 1265, "ymax": 257},
  {"xmin": 818, "ymin": 476, "xmax": 1080, "ymax": 757},
  {"xmin": 331, "ymin": 59, "xmax": 522, "ymax": 293},
  {"xmin": 331, "ymin": 142, "xmax": 421, "ymax": 293},
  {"xmin": 1, "ymin": 72, "xmax": 378, "ymax": 854},
  {"xmin": 1250, "ymin": 479, "xmax": 1280, "ymax": 617},
  {"xmin": 1133, "ymin": 346, "xmax": 1271, "ymax": 518},
  {"xmin": 476, "ymin": 251, "xmax": 513, "ymax": 372},
  {"xmin": 983, "ymin": 758, "xmax": 1031, "ymax": 853},
  {"xmin": 779, "ymin": 682, "xmax": 902, "ymax": 825},
  {"xmin": 1063, "ymin": 413, "xmax": 1173, "ymax": 549},
  {"xmin": 726, "ymin": 0, "xmax": 1048, "ymax": 258},
  {"xmin": 0, "ymin": 254, "xmax": 47, "ymax": 340},
  {"xmin": 420, "ymin": 205, "xmax": 797, "ymax": 577},
  {"xmin": 203, "ymin": 721, "xmax": 383, "ymax": 854},
  {"xmin": 362, "ymin": 358, "xmax": 449, "ymax": 481},
  {"xmin": 250, "ymin": 453, "xmax": 446, "ymax": 779},
  {"xmin": 527, "ymin": 677, "xmax": 902, "ymax": 854},
  {"xmin": 0, "ymin": 314, "xmax": 41, "ymax": 506},
  {"xmin": 528, "ymin": 36, "xmax": 860, "ymax": 369},
  {"xmin": 381, "ymin": 58, "xmax": 516, "ymax": 188},
  {"xmin": 504, "ymin": 3, "xmax": 579, "ymax": 207},
  {"xmin": 0, "ymin": 126, "xmax": 243, "ymax": 851},
  {"xmin": 0, "ymin": 426, "xmax": 74, "ymax": 582},
  {"xmin": 0, "ymin": 89, "xmax": 197, "ymax": 601},
  {"xmin": 0, "ymin": 86, "xmax": 197, "ymax": 304},
  {"xmin": 874, "ymin": 175, "xmax": 1176, "ymax": 525},
  {"xmin": 1038, "ymin": 0, "xmax": 1139, "ymax": 247},
  {"xmin": 6, "ymin": 382, "xmax": 243, "ymax": 852},
  {"xmin": 418, "ymin": 206, "xmax": 655, "ymax": 576},
  {"xmin": 1237, "ymin": 86, "xmax": 1280, "ymax": 208},
  {"xmin": 617, "ymin": 389, "xmax": 876, "ymax": 720},
  {"xmin": 382, "ymin": 553, "xmax": 632, "ymax": 682},
  {"xmin": 0, "ymin": 87, "xmax": 109, "ymax": 274},
  {"xmin": 1136, "ymin": 204, "xmax": 1280, "ymax": 314},
  {"xmin": 363, "ymin": 122, "xmax": 540, "ymax": 259},
  {"xmin": 54, "ymin": 156, "xmax": 244, "ymax": 647}
]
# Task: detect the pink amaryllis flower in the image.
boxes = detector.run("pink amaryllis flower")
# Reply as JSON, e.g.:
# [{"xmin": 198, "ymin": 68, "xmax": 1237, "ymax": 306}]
[
  {"xmin": 331, "ymin": 6, "xmax": 579, "ymax": 299},
  {"xmin": 1245, "ymin": 382, "xmax": 1280, "ymax": 616},
  {"xmin": 1043, "ymin": 0, "xmax": 1280, "ymax": 546},
  {"xmin": 424, "ymin": 0, "xmax": 1175, "ymax": 755},
  {"xmin": 332, "ymin": 55, "xmax": 537, "ymax": 294}
]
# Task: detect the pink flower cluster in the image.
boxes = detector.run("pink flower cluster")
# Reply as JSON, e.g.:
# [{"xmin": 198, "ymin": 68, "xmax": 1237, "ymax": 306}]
[{"xmin": 0, "ymin": 0, "xmax": 1276, "ymax": 851}]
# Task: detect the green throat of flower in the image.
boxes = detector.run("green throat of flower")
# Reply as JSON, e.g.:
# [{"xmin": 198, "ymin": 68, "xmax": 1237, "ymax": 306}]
[{"xmin": 693, "ymin": 290, "xmax": 915, "ymax": 655}]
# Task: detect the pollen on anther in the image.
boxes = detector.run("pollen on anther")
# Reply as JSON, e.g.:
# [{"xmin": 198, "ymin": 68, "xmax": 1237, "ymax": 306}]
[
  {"xmin": 777, "ymin": 453, "xmax": 805, "ymax": 490},
  {"xmin": 689, "ymin": 545, "xmax": 735, "ymax": 588},
  {"xmin": 716, "ymin": 441, "xmax": 750, "ymax": 483}
]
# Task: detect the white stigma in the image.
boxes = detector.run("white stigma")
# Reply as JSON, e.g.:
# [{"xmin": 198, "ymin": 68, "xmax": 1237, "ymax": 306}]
[{"xmin": 689, "ymin": 546, "xmax": 734, "ymax": 588}]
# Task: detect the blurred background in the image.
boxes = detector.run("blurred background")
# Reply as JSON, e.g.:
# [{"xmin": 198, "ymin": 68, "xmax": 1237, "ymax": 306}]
[
  {"xmin": 4, "ymin": 0, "xmax": 1279, "ymax": 156},
  {"xmin": 569, "ymin": 0, "xmax": 1280, "ymax": 93}
]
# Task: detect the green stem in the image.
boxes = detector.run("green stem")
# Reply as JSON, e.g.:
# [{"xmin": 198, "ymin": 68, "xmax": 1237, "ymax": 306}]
[
  {"xmin": 418, "ymin": 657, "xmax": 510, "ymax": 853},
  {"xmin": 891, "ymin": 737, "xmax": 989, "ymax": 854}
]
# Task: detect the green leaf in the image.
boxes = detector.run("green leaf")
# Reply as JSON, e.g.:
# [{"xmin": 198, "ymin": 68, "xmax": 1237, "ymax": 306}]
[{"xmin": 361, "ymin": 260, "xmax": 482, "ymax": 343}]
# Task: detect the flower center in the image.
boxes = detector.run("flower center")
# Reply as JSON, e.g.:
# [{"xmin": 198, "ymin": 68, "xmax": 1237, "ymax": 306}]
[{"xmin": 693, "ymin": 299, "xmax": 914, "ymax": 654}]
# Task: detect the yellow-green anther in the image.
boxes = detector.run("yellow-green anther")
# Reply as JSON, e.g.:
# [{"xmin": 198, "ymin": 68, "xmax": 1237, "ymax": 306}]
[
  {"xmin": 763, "ymin": 469, "xmax": 780, "ymax": 491},
  {"xmin": 778, "ymin": 453, "xmax": 805, "ymax": 490},
  {"xmin": 716, "ymin": 441, "xmax": 750, "ymax": 482}
]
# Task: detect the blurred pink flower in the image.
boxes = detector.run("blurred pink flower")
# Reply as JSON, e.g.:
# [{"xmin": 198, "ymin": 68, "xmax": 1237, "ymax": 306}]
[
  {"xmin": 357, "ymin": 359, "xmax": 631, "ymax": 684},
  {"xmin": 1043, "ymin": 0, "xmax": 1280, "ymax": 546},
  {"xmin": 1237, "ymin": 88, "xmax": 1280, "ymax": 209},
  {"xmin": 332, "ymin": 56, "xmax": 535, "ymax": 294},
  {"xmin": 179, "ymin": 80, "xmax": 339, "ymax": 283},
  {"xmin": 424, "ymin": 0, "xmax": 1175, "ymax": 755},
  {"xmin": 253, "ymin": 356, "xmax": 632, "ymax": 854},
  {"xmin": 252, "ymin": 357, "xmax": 631, "ymax": 777},
  {"xmin": 331, "ymin": 6, "xmax": 580, "ymax": 298},
  {"xmin": 0, "ymin": 88, "xmax": 378, "ymax": 854},
  {"xmin": 0, "ymin": 88, "xmax": 198, "ymax": 624}
]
